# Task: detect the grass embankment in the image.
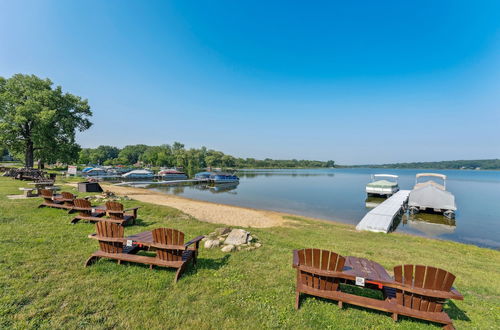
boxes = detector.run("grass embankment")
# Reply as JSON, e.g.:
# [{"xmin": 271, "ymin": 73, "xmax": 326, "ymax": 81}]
[{"xmin": 0, "ymin": 177, "xmax": 498, "ymax": 329}]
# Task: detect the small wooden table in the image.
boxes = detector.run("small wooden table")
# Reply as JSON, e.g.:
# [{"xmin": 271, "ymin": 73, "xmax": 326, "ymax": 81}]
[
  {"xmin": 125, "ymin": 231, "xmax": 155, "ymax": 248},
  {"xmin": 343, "ymin": 256, "xmax": 394, "ymax": 289}
]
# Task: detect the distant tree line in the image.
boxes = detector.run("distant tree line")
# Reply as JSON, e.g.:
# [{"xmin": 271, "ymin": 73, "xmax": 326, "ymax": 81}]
[
  {"xmin": 346, "ymin": 159, "xmax": 500, "ymax": 170},
  {"xmin": 78, "ymin": 143, "xmax": 335, "ymax": 173}
]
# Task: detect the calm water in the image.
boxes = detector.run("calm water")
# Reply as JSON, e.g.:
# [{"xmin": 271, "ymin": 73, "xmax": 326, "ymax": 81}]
[{"xmin": 139, "ymin": 168, "xmax": 499, "ymax": 249}]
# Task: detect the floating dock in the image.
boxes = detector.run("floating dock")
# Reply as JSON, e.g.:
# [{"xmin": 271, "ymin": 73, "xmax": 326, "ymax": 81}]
[{"xmin": 356, "ymin": 190, "xmax": 411, "ymax": 233}]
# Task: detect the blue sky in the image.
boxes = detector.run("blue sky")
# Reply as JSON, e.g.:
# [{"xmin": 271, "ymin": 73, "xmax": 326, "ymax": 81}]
[{"xmin": 1, "ymin": 0, "xmax": 499, "ymax": 164}]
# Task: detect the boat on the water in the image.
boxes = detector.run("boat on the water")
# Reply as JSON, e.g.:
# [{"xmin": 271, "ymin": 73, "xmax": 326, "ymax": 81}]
[
  {"xmin": 83, "ymin": 167, "xmax": 108, "ymax": 177},
  {"xmin": 158, "ymin": 168, "xmax": 187, "ymax": 180},
  {"xmin": 194, "ymin": 171, "xmax": 212, "ymax": 180},
  {"xmin": 210, "ymin": 172, "xmax": 239, "ymax": 184},
  {"xmin": 122, "ymin": 169, "xmax": 154, "ymax": 179},
  {"xmin": 408, "ymin": 173, "xmax": 457, "ymax": 218},
  {"xmin": 365, "ymin": 174, "xmax": 399, "ymax": 196},
  {"xmin": 209, "ymin": 182, "xmax": 239, "ymax": 193}
]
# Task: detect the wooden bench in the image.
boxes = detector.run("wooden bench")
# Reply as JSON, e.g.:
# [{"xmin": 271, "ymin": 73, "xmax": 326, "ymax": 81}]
[
  {"xmin": 293, "ymin": 249, "xmax": 463, "ymax": 329},
  {"xmin": 105, "ymin": 201, "xmax": 140, "ymax": 225},
  {"xmin": 19, "ymin": 187, "xmax": 37, "ymax": 197},
  {"xmin": 71, "ymin": 199, "xmax": 107, "ymax": 224},
  {"xmin": 38, "ymin": 189, "xmax": 70, "ymax": 209},
  {"xmin": 86, "ymin": 223, "xmax": 204, "ymax": 283}
]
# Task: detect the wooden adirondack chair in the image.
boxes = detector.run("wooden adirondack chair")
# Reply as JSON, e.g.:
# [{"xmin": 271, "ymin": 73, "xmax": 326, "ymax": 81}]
[
  {"xmin": 293, "ymin": 249, "xmax": 463, "ymax": 329},
  {"xmin": 105, "ymin": 201, "xmax": 140, "ymax": 225},
  {"xmin": 150, "ymin": 228, "xmax": 204, "ymax": 282},
  {"xmin": 293, "ymin": 248, "xmax": 346, "ymax": 309},
  {"xmin": 85, "ymin": 223, "xmax": 204, "ymax": 283},
  {"xmin": 60, "ymin": 192, "xmax": 77, "ymax": 209},
  {"xmin": 38, "ymin": 189, "xmax": 68, "ymax": 209},
  {"xmin": 387, "ymin": 264, "xmax": 462, "ymax": 329},
  {"xmin": 71, "ymin": 199, "xmax": 108, "ymax": 224}
]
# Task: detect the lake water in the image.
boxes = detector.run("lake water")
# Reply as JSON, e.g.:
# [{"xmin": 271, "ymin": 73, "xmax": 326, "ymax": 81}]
[{"xmin": 139, "ymin": 168, "xmax": 499, "ymax": 249}]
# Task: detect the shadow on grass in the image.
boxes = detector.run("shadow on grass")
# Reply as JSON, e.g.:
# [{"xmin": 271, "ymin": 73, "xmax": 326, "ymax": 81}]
[
  {"xmin": 131, "ymin": 218, "xmax": 156, "ymax": 227},
  {"xmin": 195, "ymin": 254, "xmax": 231, "ymax": 271},
  {"xmin": 300, "ymin": 285, "xmax": 470, "ymax": 326}
]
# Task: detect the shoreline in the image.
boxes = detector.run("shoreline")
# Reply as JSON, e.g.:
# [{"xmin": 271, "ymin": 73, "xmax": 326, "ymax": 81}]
[
  {"xmin": 97, "ymin": 183, "xmax": 500, "ymax": 250},
  {"xmin": 100, "ymin": 183, "xmax": 339, "ymax": 228}
]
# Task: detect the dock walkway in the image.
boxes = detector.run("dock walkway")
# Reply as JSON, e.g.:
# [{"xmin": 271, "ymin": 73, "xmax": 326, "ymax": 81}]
[
  {"xmin": 114, "ymin": 178, "xmax": 209, "ymax": 186},
  {"xmin": 356, "ymin": 190, "xmax": 411, "ymax": 233}
]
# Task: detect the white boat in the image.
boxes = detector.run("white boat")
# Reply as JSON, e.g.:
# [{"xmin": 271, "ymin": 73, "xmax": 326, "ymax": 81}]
[
  {"xmin": 121, "ymin": 169, "xmax": 154, "ymax": 179},
  {"xmin": 365, "ymin": 174, "xmax": 399, "ymax": 196},
  {"xmin": 408, "ymin": 173, "xmax": 457, "ymax": 218},
  {"xmin": 157, "ymin": 169, "xmax": 187, "ymax": 180}
]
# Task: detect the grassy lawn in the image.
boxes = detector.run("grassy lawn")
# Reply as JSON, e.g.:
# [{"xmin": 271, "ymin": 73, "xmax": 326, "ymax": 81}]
[{"xmin": 0, "ymin": 176, "xmax": 498, "ymax": 329}]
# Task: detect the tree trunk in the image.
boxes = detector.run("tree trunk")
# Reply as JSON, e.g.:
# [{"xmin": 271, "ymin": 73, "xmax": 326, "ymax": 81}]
[{"xmin": 25, "ymin": 140, "xmax": 34, "ymax": 168}]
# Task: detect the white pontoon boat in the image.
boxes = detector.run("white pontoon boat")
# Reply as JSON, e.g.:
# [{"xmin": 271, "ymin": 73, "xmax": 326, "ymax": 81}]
[
  {"xmin": 408, "ymin": 173, "xmax": 457, "ymax": 218},
  {"xmin": 365, "ymin": 174, "xmax": 399, "ymax": 196}
]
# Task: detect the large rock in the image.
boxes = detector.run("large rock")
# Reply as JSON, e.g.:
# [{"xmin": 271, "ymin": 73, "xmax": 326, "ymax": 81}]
[
  {"xmin": 204, "ymin": 239, "xmax": 220, "ymax": 249},
  {"xmin": 215, "ymin": 227, "xmax": 231, "ymax": 236},
  {"xmin": 221, "ymin": 244, "xmax": 235, "ymax": 252},
  {"xmin": 224, "ymin": 229, "xmax": 250, "ymax": 246}
]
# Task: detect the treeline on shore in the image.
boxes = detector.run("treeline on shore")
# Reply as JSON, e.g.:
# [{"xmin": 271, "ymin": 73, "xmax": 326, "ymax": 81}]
[
  {"xmin": 77, "ymin": 143, "xmax": 335, "ymax": 171},
  {"xmin": 345, "ymin": 159, "xmax": 500, "ymax": 170}
]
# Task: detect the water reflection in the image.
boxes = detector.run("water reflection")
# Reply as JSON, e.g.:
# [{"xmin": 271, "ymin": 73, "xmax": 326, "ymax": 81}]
[
  {"xmin": 402, "ymin": 213, "xmax": 456, "ymax": 237},
  {"xmin": 124, "ymin": 168, "xmax": 500, "ymax": 249}
]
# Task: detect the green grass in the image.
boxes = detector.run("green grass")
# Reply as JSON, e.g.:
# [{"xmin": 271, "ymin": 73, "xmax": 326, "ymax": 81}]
[{"xmin": 0, "ymin": 177, "xmax": 498, "ymax": 329}]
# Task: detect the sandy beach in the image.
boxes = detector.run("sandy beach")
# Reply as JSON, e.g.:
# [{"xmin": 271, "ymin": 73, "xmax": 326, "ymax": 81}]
[{"xmin": 100, "ymin": 184, "xmax": 289, "ymax": 228}]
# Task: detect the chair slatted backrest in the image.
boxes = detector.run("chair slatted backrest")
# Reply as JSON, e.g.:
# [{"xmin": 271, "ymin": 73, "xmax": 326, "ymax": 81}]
[
  {"xmin": 393, "ymin": 264, "xmax": 456, "ymax": 313},
  {"xmin": 106, "ymin": 201, "xmax": 124, "ymax": 220},
  {"xmin": 61, "ymin": 192, "xmax": 75, "ymax": 205},
  {"xmin": 61, "ymin": 192, "xmax": 74, "ymax": 200},
  {"xmin": 95, "ymin": 221, "xmax": 124, "ymax": 254},
  {"xmin": 40, "ymin": 189, "xmax": 53, "ymax": 203},
  {"xmin": 74, "ymin": 198, "xmax": 92, "ymax": 217},
  {"xmin": 297, "ymin": 248, "xmax": 346, "ymax": 291},
  {"xmin": 152, "ymin": 228, "xmax": 185, "ymax": 262}
]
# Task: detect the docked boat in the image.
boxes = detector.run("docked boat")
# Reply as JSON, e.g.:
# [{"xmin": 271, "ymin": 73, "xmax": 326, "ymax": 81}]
[
  {"xmin": 158, "ymin": 169, "xmax": 187, "ymax": 180},
  {"xmin": 366, "ymin": 174, "xmax": 399, "ymax": 196},
  {"xmin": 408, "ymin": 173, "xmax": 457, "ymax": 218},
  {"xmin": 209, "ymin": 172, "xmax": 239, "ymax": 184},
  {"xmin": 121, "ymin": 169, "xmax": 154, "ymax": 179},
  {"xmin": 83, "ymin": 167, "xmax": 108, "ymax": 177},
  {"xmin": 194, "ymin": 171, "xmax": 212, "ymax": 180}
]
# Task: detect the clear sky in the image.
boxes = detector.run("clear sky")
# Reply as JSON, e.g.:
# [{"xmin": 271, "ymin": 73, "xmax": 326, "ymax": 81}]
[{"xmin": 1, "ymin": 1, "xmax": 499, "ymax": 164}]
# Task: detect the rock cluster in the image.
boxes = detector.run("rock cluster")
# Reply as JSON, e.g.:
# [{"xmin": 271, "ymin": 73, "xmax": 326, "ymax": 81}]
[
  {"xmin": 203, "ymin": 228, "xmax": 262, "ymax": 252},
  {"xmin": 87, "ymin": 190, "xmax": 131, "ymax": 202}
]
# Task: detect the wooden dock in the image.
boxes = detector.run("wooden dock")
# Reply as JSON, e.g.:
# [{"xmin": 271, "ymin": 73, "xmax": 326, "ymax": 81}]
[
  {"xmin": 356, "ymin": 190, "xmax": 411, "ymax": 233},
  {"xmin": 114, "ymin": 178, "xmax": 209, "ymax": 186}
]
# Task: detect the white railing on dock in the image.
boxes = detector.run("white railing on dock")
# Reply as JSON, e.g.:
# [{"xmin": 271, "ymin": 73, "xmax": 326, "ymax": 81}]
[{"xmin": 356, "ymin": 190, "xmax": 411, "ymax": 233}]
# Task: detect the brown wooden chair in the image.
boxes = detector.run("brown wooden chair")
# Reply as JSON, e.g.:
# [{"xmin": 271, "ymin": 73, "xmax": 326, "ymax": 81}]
[
  {"xmin": 150, "ymin": 228, "xmax": 204, "ymax": 282},
  {"xmin": 293, "ymin": 249, "xmax": 463, "ymax": 329},
  {"xmin": 60, "ymin": 192, "xmax": 77, "ymax": 209},
  {"xmin": 71, "ymin": 199, "xmax": 108, "ymax": 224},
  {"xmin": 105, "ymin": 201, "xmax": 140, "ymax": 225},
  {"xmin": 387, "ymin": 264, "xmax": 461, "ymax": 329},
  {"xmin": 38, "ymin": 189, "xmax": 68, "ymax": 209},
  {"xmin": 293, "ymin": 248, "xmax": 346, "ymax": 310},
  {"xmin": 85, "ymin": 223, "xmax": 204, "ymax": 283}
]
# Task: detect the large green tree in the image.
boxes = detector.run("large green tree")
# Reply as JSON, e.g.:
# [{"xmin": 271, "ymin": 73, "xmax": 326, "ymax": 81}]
[{"xmin": 0, "ymin": 74, "xmax": 92, "ymax": 168}]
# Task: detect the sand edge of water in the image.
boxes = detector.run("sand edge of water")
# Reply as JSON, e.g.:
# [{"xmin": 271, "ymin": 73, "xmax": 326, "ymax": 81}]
[{"xmin": 98, "ymin": 184, "xmax": 308, "ymax": 228}]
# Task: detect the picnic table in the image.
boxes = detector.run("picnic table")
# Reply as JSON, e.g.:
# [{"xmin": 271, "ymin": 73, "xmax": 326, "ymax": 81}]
[{"xmin": 28, "ymin": 181, "xmax": 56, "ymax": 195}]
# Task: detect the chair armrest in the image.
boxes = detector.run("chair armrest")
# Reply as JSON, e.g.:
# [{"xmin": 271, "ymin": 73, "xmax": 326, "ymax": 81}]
[
  {"xmin": 387, "ymin": 283, "xmax": 464, "ymax": 300},
  {"xmin": 87, "ymin": 234, "xmax": 127, "ymax": 244},
  {"xmin": 184, "ymin": 236, "xmax": 205, "ymax": 249},
  {"xmin": 293, "ymin": 250, "xmax": 299, "ymax": 268},
  {"xmin": 124, "ymin": 207, "xmax": 140, "ymax": 212}
]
